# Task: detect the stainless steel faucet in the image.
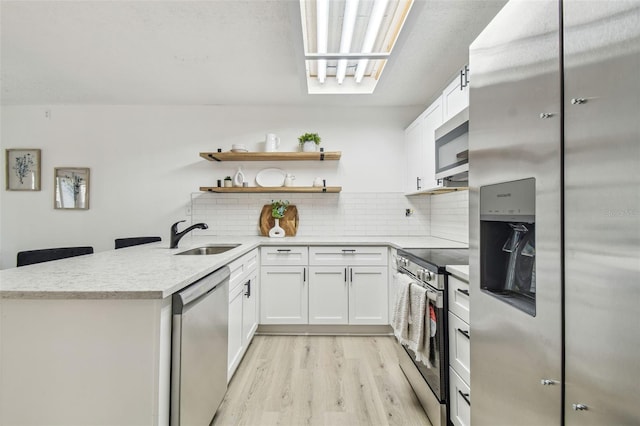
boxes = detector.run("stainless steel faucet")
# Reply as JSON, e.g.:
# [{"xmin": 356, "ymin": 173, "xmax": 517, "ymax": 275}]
[{"xmin": 170, "ymin": 220, "xmax": 208, "ymax": 249}]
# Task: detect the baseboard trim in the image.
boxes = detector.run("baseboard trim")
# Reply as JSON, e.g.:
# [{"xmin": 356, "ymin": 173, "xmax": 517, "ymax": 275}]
[{"xmin": 256, "ymin": 324, "xmax": 393, "ymax": 336}]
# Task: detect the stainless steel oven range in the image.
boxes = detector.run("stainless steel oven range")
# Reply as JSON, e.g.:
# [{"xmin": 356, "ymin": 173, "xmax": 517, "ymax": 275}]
[{"xmin": 396, "ymin": 248, "xmax": 468, "ymax": 426}]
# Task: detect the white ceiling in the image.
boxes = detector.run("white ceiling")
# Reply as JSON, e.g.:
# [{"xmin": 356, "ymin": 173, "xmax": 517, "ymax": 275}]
[{"xmin": 0, "ymin": 0, "xmax": 506, "ymax": 107}]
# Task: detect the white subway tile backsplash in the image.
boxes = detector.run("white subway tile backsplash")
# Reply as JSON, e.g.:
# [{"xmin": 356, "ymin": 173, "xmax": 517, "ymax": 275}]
[
  {"xmin": 191, "ymin": 192, "xmax": 431, "ymax": 237},
  {"xmin": 430, "ymin": 191, "xmax": 469, "ymax": 244},
  {"xmin": 190, "ymin": 190, "xmax": 468, "ymax": 243}
]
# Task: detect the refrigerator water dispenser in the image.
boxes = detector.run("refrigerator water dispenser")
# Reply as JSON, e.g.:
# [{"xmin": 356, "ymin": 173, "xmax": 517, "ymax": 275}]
[{"xmin": 480, "ymin": 178, "xmax": 536, "ymax": 316}]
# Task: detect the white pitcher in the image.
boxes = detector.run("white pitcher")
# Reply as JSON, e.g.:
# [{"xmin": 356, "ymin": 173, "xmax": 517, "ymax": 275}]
[{"xmin": 265, "ymin": 133, "xmax": 280, "ymax": 152}]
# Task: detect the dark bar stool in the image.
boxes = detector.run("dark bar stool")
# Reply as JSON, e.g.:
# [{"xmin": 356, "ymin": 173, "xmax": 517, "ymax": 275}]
[
  {"xmin": 17, "ymin": 247, "xmax": 94, "ymax": 267},
  {"xmin": 114, "ymin": 236, "xmax": 161, "ymax": 249}
]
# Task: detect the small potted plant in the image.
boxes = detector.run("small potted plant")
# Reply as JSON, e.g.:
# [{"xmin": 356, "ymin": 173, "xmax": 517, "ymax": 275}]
[
  {"xmin": 269, "ymin": 200, "xmax": 289, "ymax": 238},
  {"xmin": 224, "ymin": 176, "xmax": 232, "ymax": 187},
  {"xmin": 298, "ymin": 132, "xmax": 321, "ymax": 152}
]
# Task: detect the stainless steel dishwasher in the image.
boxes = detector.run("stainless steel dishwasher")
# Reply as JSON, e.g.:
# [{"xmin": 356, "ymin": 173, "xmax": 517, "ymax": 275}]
[{"xmin": 171, "ymin": 266, "xmax": 229, "ymax": 426}]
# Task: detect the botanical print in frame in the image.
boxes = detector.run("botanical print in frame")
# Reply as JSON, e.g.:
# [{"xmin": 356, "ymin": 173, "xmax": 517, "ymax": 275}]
[
  {"xmin": 5, "ymin": 149, "xmax": 41, "ymax": 191},
  {"xmin": 54, "ymin": 167, "xmax": 90, "ymax": 210}
]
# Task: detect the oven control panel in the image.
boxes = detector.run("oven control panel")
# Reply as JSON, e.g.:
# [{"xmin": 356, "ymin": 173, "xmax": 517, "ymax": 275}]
[{"xmin": 397, "ymin": 256, "xmax": 444, "ymax": 290}]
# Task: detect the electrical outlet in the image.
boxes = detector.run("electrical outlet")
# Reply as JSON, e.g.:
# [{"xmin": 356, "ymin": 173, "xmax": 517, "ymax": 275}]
[
  {"xmin": 405, "ymin": 209, "xmax": 414, "ymax": 217},
  {"xmin": 185, "ymin": 205, "xmax": 192, "ymax": 215},
  {"xmin": 44, "ymin": 109, "xmax": 51, "ymax": 119}
]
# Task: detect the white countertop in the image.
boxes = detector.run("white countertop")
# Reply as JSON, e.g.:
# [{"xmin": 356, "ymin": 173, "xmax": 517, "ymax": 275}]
[
  {"xmin": 446, "ymin": 264, "xmax": 469, "ymax": 281},
  {"xmin": 0, "ymin": 235, "xmax": 466, "ymax": 300}
]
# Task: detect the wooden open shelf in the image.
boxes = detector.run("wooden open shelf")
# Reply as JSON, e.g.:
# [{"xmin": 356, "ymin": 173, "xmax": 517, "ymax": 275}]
[
  {"xmin": 200, "ymin": 151, "xmax": 341, "ymax": 162},
  {"xmin": 200, "ymin": 186, "xmax": 342, "ymax": 194}
]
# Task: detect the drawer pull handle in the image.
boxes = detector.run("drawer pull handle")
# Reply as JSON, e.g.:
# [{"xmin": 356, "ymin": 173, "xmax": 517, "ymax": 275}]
[
  {"xmin": 459, "ymin": 390, "xmax": 471, "ymax": 406},
  {"xmin": 342, "ymin": 249, "xmax": 356, "ymax": 253},
  {"xmin": 457, "ymin": 328, "xmax": 470, "ymax": 339},
  {"xmin": 244, "ymin": 279, "xmax": 251, "ymax": 298},
  {"xmin": 456, "ymin": 288, "xmax": 469, "ymax": 296},
  {"xmin": 276, "ymin": 249, "xmax": 291, "ymax": 253},
  {"xmin": 344, "ymin": 268, "xmax": 347, "ymax": 283}
]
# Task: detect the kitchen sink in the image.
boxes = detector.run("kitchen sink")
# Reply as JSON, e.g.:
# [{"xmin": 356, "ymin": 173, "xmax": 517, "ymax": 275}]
[{"xmin": 175, "ymin": 244, "xmax": 240, "ymax": 255}]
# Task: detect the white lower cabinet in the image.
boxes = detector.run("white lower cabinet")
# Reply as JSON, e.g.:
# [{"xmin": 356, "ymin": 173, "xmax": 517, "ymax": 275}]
[
  {"xmin": 308, "ymin": 265, "xmax": 388, "ymax": 325},
  {"xmin": 242, "ymin": 269, "xmax": 259, "ymax": 343},
  {"xmin": 309, "ymin": 266, "xmax": 349, "ymax": 324},
  {"xmin": 447, "ymin": 268, "xmax": 471, "ymax": 425},
  {"xmin": 260, "ymin": 266, "xmax": 308, "ymax": 324},
  {"xmin": 228, "ymin": 283, "xmax": 244, "ymax": 380},
  {"xmin": 227, "ymin": 249, "xmax": 259, "ymax": 382},
  {"xmin": 448, "ymin": 311, "xmax": 471, "ymax": 384},
  {"xmin": 308, "ymin": 247, "xmax": 389, "ymax": 325},
  {"xmin": 450, "ymin": 366, "xmax": 471, "ymax": 426},
  {"xmin": 349, "ymin": 266, "xmax": 388, "ymax": 325}
]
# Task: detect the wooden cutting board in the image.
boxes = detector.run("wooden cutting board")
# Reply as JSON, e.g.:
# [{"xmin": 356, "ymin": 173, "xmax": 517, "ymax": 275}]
[{"xmin": 259, "ymin": 205, "xmax": 299, "ymax": 236}]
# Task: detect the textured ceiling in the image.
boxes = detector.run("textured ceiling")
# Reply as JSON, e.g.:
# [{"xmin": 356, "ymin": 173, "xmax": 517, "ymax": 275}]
[{"xmin": 0, "ymin": 0, "xmax": 507, "ymax": 107}]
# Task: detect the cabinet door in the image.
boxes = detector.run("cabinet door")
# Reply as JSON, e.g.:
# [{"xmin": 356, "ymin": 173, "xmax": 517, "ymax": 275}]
[
  {"xmin": 442, "ymin": 69, "xmax": 469, "ymax": 122},
  {"xmin": 227, "ymin": 284, "xmax": 244, "ymax": 382},
  {"xmin": 348, "ymin": 266, "xmax": 388, "ymax": 325},
  {"xmin": 242, "ymin": 269, "xmax": 259, "ymax": 344},
  {"xmin": 308, "ymin": 267, "xmax": 349, "ymax": 324},
  {"xmin": 450, "ymin": 367, "xmax": 471, "ymax": 426},
  {"xmin": 405, "ymin": 97, "xmax": 443, "ymax": 193},
  {"xmin": 420, "ymin": 96, "xmax": 443, "ymax": 190},
  {"xmin": 404, "ymin": 117, "xmax": 424, "ymax": 192},
  {"xmin": 448, "ymin": 311, "xmax": 471, "ymax": 384},
  {"xmin": 260, "ymin": 266, "xmax": 308, "ymax": 324}
]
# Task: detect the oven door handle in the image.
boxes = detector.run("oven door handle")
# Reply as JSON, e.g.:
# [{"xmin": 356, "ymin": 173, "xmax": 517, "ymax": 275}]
[{"xmin": 424, "ymin": 286, "xmax": 443, "ymax": 308}]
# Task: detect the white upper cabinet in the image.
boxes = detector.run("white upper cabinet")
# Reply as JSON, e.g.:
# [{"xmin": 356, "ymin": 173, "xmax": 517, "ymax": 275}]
[
  {"xmin": 405, "ymin": 96, "xmax": 443, "ymax": 193},
  {"xmin": 442, "ymin": 65, "xmax": 470, "ymax": 122},
  {"xmin": 404, "ymin": 66, "xmax": 470, "ymax": 194}
]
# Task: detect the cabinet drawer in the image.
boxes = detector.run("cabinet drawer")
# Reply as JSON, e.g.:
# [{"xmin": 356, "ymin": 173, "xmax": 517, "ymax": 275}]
[
  {"xmin": 228, "ymin": 248, "xmax": 258, "ymax": 291},
  {"xmin": 309, "ymin": 246, "xmax": 387, "ymax": 266},
  {"xmin": 448, "ymin": 311, "xmax": 470, "ymax": 384},
  {"xmin": 449, "ymin": 367, "xmax": 471, "ymax": 426},
  {"xmin": 448, "ymin": 275, "xmax": 470, "ymax": 323},
  {"xmin": 260, "ymin": 246, "xmax": 308, "ymax": 266}
]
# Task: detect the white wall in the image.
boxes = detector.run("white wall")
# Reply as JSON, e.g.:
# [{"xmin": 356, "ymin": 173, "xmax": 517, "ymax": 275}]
[{"xmin": 0, "ymin": 105, "xmax": 419, "ymax": 269}]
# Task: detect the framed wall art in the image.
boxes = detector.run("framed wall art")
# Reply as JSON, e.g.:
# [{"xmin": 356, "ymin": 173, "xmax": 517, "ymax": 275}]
[
  {"xmin": 5, "ymin": 149, "xmax": 41, "ymax": 191},
  {"xmin": 54, "ymin": 167, "xmax": 90, "ymax": 210}
]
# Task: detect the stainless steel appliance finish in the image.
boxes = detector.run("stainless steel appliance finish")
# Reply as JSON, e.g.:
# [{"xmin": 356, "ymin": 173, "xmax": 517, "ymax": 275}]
[
  {"xmin": 471, "ymin": 0, "xmax": 640, "ymax": 424},
  {"xmin": 171, "ymin": 266, "xmax": 230, "ymax": 426},
  {"xmin": 435, "ymin": 108, "xmax": 469, "ymax": 182},
  {"xmin": 469, "ymin": 0, "xmax": 563, "ymax": 424},
  {"xmin": 563, "ymin": 2, "xmax": 640, "ymax": 424},
  {"xmin": 396, "ymin": 248, "xmax": 468, "ymax": 426}
]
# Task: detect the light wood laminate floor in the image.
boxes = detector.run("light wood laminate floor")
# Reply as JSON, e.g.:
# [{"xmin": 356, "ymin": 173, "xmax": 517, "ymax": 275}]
[{"xmin": 213, "ymin": 335, "xmax": 432, "ymax": 426}]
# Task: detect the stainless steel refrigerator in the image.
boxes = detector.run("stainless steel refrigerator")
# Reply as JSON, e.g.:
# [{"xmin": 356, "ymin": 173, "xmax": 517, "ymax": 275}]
[{"xmin": 468, "ymin": 0, "xmax": 640, "ymax": 425}]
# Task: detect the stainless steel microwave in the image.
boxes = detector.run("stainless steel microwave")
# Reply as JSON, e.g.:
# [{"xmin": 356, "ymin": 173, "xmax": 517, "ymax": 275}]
[{"xmin": 435, "ymin": 108, "xmax": 469, "ymax": 182}]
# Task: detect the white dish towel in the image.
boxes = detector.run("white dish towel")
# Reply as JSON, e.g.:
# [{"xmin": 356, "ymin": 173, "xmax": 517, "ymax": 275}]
[
  {"xmin": 407, "ymin": 283, "xmax": 431, "ymax": 367},
  {"xmin": 391, "ymin": 273, "xmax": 412, "ymax": 345}
]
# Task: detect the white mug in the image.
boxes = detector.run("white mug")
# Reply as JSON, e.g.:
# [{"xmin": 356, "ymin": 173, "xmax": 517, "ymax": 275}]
[{"xmin": 265, "ymin": 133, "xmax": 280, "ymax": 152}]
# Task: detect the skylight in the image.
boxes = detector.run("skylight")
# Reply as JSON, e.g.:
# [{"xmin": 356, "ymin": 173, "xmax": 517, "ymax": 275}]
[{"xmin": 300, "ymin": 0, "xmax": 415, "ymax": 94}]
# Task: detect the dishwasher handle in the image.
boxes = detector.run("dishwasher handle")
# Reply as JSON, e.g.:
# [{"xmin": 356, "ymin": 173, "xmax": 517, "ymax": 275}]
[{"xmin": 173, "ymin": 266, "xmax": 230, "ymax": 314}]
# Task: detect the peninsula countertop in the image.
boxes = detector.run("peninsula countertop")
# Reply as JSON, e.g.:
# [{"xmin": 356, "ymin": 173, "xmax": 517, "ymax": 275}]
[{"xmin": 0, "ymin": 235, "xmax": 467, "ymax": 300}]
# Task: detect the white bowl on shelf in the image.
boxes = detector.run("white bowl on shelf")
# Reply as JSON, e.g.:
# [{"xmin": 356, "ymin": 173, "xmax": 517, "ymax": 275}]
[{"xmin": 231, "ymin": 144, "xmax": 247, "ymax": 152}]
